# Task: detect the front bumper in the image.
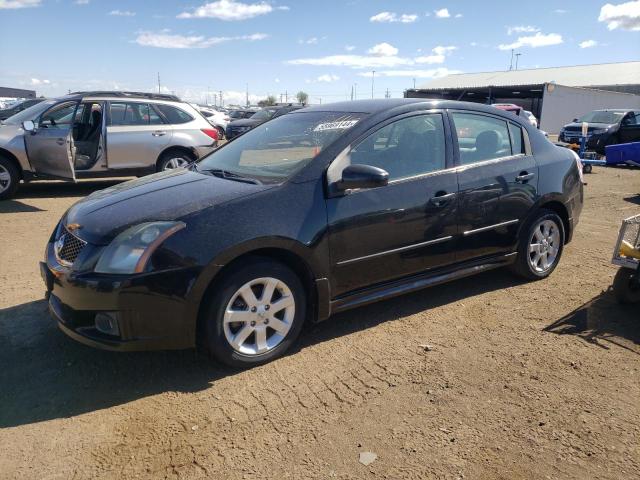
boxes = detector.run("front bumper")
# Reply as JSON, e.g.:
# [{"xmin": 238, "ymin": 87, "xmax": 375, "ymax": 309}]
[{"xmin": 41, "ymin": 251, "xmax": 201, "ymax": 351}]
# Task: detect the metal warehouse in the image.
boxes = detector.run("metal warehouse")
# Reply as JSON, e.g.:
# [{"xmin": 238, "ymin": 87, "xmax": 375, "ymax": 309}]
[{"xmin": 405, "ymin": 61, "xmax": 640, "ymax": 133}]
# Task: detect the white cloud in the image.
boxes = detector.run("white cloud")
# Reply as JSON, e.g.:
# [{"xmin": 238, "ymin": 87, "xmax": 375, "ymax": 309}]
[
  {"xmin": 299, "ymin": 37, "xmax": 319, "ymax": 45},
  {"xmin": 415, "ymin": 45, "xmax": 456, "ymax": 64},
  {"xmin": 554, "ymin": 9, "xmax": 568, "ymax": 13},
  {"xmin": 367, "ymin": 42, "xmax": 399, "ymax": 57},
  {"xmin": 579, "ymin": 39, "xmax": 599, "ymax": 48},
  {"xmin": 109, "ymin": 10, "xmax": 136, "ymax": 16},
  {"xmin": 74, "ymin": 0, "xmax": 89, "ymax": 4},
  {"xmin": 434, "ymin": 8, "xmax": 450, "ymax": 18},
  {"xmin": 455, "ymin": 13, "xmax": 463, "ymax": 18},
  {"xmin": 135, "ymin": 31, "xmax": 268, "ymax": 49},
  {"xmin": 599, "ymin": 1, "xmax": 640, "ymax": 30},
  {"xmin": 344, "ymin": 45, "xmax": 356, "ymax": 51},
  {"xmin": 178, "ymin": 0, "xmax": 287, "ymax": 20},
  {"xmin": 498, "ymin": 32, "xmax": 563, "ymax": 50},
  {"xmin": 370, "ymin": 11, "xmax": 418, "ymax": 23},
  {"xmin": 287, "ymin": 54, "xmax": 412, "ymax": 69},
  {"xmin": 0, "ymin": 0, "xmax": 40, "ymax": 8},
  {"xmin": 358, "ymin": 68, "xmax": 461, "ymax": 79},
  {"xmin": 507, "ymin": 25, "xmax": 539, "ymax": 35},
  {"xmin": 316, "ymin": 74, "xmax": 340, "ymax": 82},
  {"xmin": 30, "ymin": 78, "xmax": 50, "ymax": 85}
]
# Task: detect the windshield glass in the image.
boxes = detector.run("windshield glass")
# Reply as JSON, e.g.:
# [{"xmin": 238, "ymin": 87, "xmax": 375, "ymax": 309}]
[
  {"xmin": 3, "ymin": 99, "xmax": 57, "ymax": 124},
  {"xmin": 198, "ymin": 111, "xmax": 365, "ymax": 184},
  {"xmin": 250, "ymin": 108, "xmax": 277, "ymax": 121},
  {"xmin": 578, "ymin": 111, "xmax": 625, "ymax": 124}
]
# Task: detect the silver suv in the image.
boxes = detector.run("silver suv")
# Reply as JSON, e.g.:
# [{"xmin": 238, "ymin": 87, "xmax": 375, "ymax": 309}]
[{"xmin": 0, "ymin": 91, "xmax": 219, "ymax": 200}]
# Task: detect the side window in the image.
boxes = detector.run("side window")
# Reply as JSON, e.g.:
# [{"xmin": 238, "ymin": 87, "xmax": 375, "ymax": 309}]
[
  {"xmin": 350, "ymin": 114, "xmax": 446, "ymax": 181},
  {"xmin": 509, "ymin": 122, "xmax": 525, "ymax": 155},
  {"xmin": 110, "ymin": 103, "xmax": 164, "ymax": 126},
  {"xmin": 155, "ymin": 104, "xmax": 193, "ymax": 124},
  {"xmin": 452, "ymin": 113, "xmax": 512, "ymax": 165},
  {"xmin": 39, "ymin": 102, "xmax": 78, "ymax": 129},
  {"xmin": 622, "ymin": 113, "xmax": 638, "ymax": 126}
]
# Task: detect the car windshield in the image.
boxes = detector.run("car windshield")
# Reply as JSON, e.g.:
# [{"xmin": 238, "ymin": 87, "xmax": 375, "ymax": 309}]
[
  {"xmin": 197, "ymin": 111, "xmax": 365, "ymax": 184},
  {"xmin": 250, "ymin": 108, "xmax": 277, "ymax": 121},
  {"xmin": 577, "ymin": 111, "xmax": 625, "ymax": 124},
  {"xmin": 2, "ymin": 99, "xmax": 57, "ymax": 125}
]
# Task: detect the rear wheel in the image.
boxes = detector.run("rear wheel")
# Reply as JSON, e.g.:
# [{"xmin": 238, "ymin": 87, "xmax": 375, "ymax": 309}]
[
  {"xmin": 0, "ymin": 156, "xmax": 20, "ymax": 200},
  {"xmin": 202, "ymin": 258, "xmax": 307, "ymax": 368},
  {"xmin": 510, "ymin": 209, "xmax": 565, "ymax": 280},
  {"xmin": 583, "ymin": 164, "xmax": 592, "ymax": 174},
  {"xmin": 157, "ymin": 150, "xmax": 194, "ymax": 172},
  {"xmin": 612, "ymin": 268, "xmax": 640, "ymax": 304}
]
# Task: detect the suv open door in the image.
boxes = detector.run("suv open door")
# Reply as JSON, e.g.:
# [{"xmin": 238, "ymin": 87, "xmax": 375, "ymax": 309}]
[{"xmin": 23, "ymin": 100, "xmax": 77, "ymax": 181}]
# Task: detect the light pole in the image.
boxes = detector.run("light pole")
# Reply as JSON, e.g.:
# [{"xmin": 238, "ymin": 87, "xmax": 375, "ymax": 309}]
[
  {"xmin": 515, "ymin": 53, "xmax": 522, "ymax": 70},
  {"xmin": 371, "ymin": 71, "xmax": 375, "ymax": 99},
  {"xmin": 354, "ymin": 82, "xmax": 357, "ymax": 100}
]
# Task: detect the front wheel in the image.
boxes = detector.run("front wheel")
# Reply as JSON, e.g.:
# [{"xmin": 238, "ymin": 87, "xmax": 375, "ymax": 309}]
[
  {"xmin": 510, "ymin": 209, "xmax": 565, "ymax": 280},
  {"xmin": 157, "ymin": 151, "xmax": 194, "ymax": 172},
  {"xmin": 202, "ymin": 258, "xmax": 307, "ymax": 368},
  {"xmin": 612, "ymin": 268, "xmax": 640, "ymax": 304},
  {"xmin": 0, "ymin": 156, "xmax": 20, "ymax": 201}
]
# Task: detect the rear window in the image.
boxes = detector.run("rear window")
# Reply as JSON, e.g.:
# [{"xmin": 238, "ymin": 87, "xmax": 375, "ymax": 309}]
[{"xmin": 155, "ymin": 104, "xmax": 194, "ymax": 124}]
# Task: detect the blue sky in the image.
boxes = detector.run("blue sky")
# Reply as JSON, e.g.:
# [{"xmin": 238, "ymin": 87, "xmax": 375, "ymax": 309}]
[{"xmin": 0, "ymin": 0, "xmax": 639, "ymax": 105}]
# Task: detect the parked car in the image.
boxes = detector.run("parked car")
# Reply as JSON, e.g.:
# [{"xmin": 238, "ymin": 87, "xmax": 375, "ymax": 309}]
[
  {"xmin": 0, "ymin": 98, "xmax": 46, "ymax": 121},
  {"xmin": 226, "ymin": 104, "xmax": 303, "ymax": 139},
  {"xmin": 559, "ymin": 109, "xmax": 640, "ymax": 154},
  {"xmin": 0, "ymin": 91, "xmax": 219, "ymax": 200},
  {"xmin": 41, "ymin": 99, "xmax": 583, "ymax": 367},
  {"xmin": 196, "ymin": 105, "xmax": 230, "ymax": 139},
  {"xmin": 229, "ymin": 108, "xmax": 259, "ymax": 120},
  {"xmin": 523, "ymin": 110, "xmax": 538, "ymax": 128}
]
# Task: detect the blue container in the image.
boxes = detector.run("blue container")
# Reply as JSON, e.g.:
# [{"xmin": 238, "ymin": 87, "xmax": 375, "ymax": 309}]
[{"xmin": 605, "ymin": 142, "xmax": 640, "ymax": 165}]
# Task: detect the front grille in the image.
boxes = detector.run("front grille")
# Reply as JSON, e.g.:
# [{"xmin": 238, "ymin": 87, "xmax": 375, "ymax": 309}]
[{"xmin": 55, "ymin": 227, "xmax": 88, "ymax": 266}]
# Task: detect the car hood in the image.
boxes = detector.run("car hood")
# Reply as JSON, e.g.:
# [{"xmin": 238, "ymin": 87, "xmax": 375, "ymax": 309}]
[
  {"xmin": 229, "ymin": 118, "xmax": 262, "ymax": 127},
  {"xmin": 63, "ymin": 168, "xmax": 272, "ymax": 245},
  {"xmin": 562, "ymin": 122, "xmax": 613, "ymax": 132}
]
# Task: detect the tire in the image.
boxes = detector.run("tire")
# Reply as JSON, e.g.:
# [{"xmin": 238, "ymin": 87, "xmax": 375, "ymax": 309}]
[
  {"xmin": 0, "ymin": 155, "xmax": 20, "ymax": 201},
  {"xmin": 583, "ymin": 164, "xmax": 592, "ymax": 174},
  {"xmin": 156, "ymin": 150, "xmax": 194, "ymax": 172},
  {"xmin": 202, "ymin": 257, "xmax": 307, "ymax": 368},
  {"xmin": 612, "ymin": 268, "xmax": 640, "ymax": 304},
  {"xmin": 510, "ymin": 209, "xmax": 565, "ymax": 280}
]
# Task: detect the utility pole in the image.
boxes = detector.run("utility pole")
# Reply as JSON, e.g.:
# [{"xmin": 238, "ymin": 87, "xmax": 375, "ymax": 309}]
[
  {"xmin": 515, "ymin": 53, "xmax": 522, "ymax": 70},
  {"xmin": 354, "ymin": 82, "xmax": 358, "ymax": 100},
  {"xmin": 509, "ymin": 49, "xmax": 514, "ymax": 71},
  {"xmin": 245, "ymin": 83, "xmax": 249, "ymax": 106},
  {"xmin": 371, "ymin": 71, "xmax": 375, "ymax": 99},
  {"xmin": 219, "ymin": 90, "xmax": 223, "ymax": 107},
  {"xmin": 385, "ymin": 88, "xmax": 390, "ymax": 99},
  {"xmin": 413, "ymin": 78, "xmax": 416, "ymax": 89},
  {"xmin": 157, "ymin": 72, "xmax": 161, "ymax": 93},
  {"xmin": 285, "ymin": 90, "xmax": 288, "ymax": 103},
  {"xmin": 350, "ymin": 85, "xmax": 354, "ymax": 101}
]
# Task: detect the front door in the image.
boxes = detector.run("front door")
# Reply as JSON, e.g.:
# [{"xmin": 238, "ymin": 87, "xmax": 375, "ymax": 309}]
[
  {"xmin": 618, "ymin": 111, "xmax": 640, "ymax": 144},
  {"xmin": 106, "ymin": 101, "xmax": 171, "ymax": 169},
  {"xmin": 451, "ymin": 111, "xmax": 537, "ymax": 262},
  {"xmin": 24, "ymin": 101, "xmax": 78, "ymax": 181},
  {"xmin": 327, "ymin": 112, "xmax": 458, "ymax": 296}
]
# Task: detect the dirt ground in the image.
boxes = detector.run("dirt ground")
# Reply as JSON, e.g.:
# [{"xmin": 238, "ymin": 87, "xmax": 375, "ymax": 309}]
[{"xmin": 1, "ymin": 167, "xmax": 639, "ymax": 480}]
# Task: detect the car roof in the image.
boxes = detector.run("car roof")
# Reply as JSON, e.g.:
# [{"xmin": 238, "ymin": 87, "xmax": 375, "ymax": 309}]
[{"xmin": 56, "ymin": 91, "xmax": 183, "ymax": 102}]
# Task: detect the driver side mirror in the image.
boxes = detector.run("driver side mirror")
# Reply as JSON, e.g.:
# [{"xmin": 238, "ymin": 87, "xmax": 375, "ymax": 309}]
[
  {"xmin": 337, "ymin": 164, "xmax": 389, "ymax": 191},
  {"xmin": 22, "ymin": 120, "xmax": 35, "ymax": 133},
  {"xmin": 572, "ymin": 118, "xmax": 578, "ymax": 123}
]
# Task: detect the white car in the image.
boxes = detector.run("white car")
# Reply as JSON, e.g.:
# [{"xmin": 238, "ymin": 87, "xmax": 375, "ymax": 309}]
[{"xmin": 193, "ymin": 105, "xmax": 230, "ymax": 138}]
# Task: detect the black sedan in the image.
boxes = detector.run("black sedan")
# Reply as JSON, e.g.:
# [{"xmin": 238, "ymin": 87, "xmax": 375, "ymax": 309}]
[
  {"xmin": 42, "ymin": 99, "xmax": 583, "ymax": 367},
  {"xmin": 225, "ymin": 104, "xmax": 303, "ymax": 139}
]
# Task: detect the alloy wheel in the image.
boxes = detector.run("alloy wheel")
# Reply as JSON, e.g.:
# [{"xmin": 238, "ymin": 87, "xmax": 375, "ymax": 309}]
[
  {"xmin": 528, "ymin": 219, "xmax": 560, "ymax": 273},
  {"xmin": 163, "ymin": 157, "xmax": 189, "ymax": 170},
  {"xmin": 223, "ymin": 277, "xmax": 295, "ymax": 356},
  {"xmin": 0, "ymin": 164, "xmax": 11, "ymax": 194}
]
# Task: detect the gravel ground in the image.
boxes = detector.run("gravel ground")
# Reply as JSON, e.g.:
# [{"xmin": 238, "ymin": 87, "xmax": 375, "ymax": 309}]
[{"xmin": 1, "ymin": 167, "xmax": 639, "ymax": 480}]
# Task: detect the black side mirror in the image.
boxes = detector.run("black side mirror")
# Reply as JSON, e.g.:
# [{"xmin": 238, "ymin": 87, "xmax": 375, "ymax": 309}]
[
  {"xmin": 572, "ymin": 118, "xmax": 578, "ymax": 122},
  {"xmin": 338, "ymin": 164, "xmax": 389, "ymax": 190}
]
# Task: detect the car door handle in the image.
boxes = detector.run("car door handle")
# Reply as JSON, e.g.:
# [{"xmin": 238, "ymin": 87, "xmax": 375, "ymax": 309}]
[
  {"xmin": 515, "ymin": 172, "xmax": 535, "ymax": 183},
  {"xmin": 152, "ymin": 131, "xmax": 166, "ymax": 137},
  {"xmin": 429, "ymin": 191, "xmax": 456, "ymax": 207},
  {"xmin": 56, "ymin": 138, "xmax": 66, "ymax": 145}
]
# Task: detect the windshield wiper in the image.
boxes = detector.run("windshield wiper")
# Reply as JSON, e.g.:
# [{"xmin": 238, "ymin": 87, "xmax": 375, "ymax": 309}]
[{"xmin": 201, "ymin": 168, "xmax": 262, "ymax": 185}]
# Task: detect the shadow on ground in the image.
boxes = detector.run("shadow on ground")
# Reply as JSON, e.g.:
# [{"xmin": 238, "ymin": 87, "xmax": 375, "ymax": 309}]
[
  {"xmin": 0, "ymin": 268, "xmax": 525, "ymax": 429},
  {"xmin": 623, "ymin": 194, "xmax": 640, "ymax": 206},
  {"xmin": 14, "ymin": 179, "xmax": 129, "ymax": 200},
  {"xmin": 545, "ymin": 288, "xmax": 639, "ymax": 354},
  {"xmin": 0, "ymin": 200, "xmax": 46, "ymax": 213}
]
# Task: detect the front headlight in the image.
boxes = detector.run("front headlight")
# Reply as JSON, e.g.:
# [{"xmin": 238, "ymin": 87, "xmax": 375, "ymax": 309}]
[{"xmin": 95, "ymin": 221, "xmax": 185, "ymax": 274}]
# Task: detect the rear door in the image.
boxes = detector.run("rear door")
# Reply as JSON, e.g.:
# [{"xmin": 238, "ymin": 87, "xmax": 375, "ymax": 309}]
[
  {"xmin": 24, "ymin": 101, "xmax": 78, "ymax": 180},
  {"xmin": 106, "ymin": 102, "xmax": 171, "ymax": 169},
  {"xmin": 618, "ymin": 111, "xmax": 640, "ymax": 144},
  {"xmin": 451, "ymin": 111, "xmax": 537, "ymax": 262}
]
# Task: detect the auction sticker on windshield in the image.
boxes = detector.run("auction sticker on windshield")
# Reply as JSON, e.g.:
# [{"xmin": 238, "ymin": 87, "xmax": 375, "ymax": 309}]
[{"xmin": 313, "ymin": 120, "xmax": 359, "ymax": 132}]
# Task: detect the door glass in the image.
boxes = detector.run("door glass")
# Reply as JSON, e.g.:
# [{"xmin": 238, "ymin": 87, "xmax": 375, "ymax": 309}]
[
  {"xmin": 110, "ymin": 102, "xmax": 162, "ymax": 126},
  {"xmin": 509, "ymin": 123, "xmax": 525, "ymax": 155},
  {"xmin": 350, "ymin": 114, "xmax": 446, "ymax": 181},
  {"xmin": 39, "ymin": 102, "xmax": 77, "ymax": 129},
  {"xmin": 155, "ymin": 104, "xmax": 194, "ymax": 124},
  {"xmin": 452, "ymin": 113, "xmax": 512, "ymax": 164}
]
